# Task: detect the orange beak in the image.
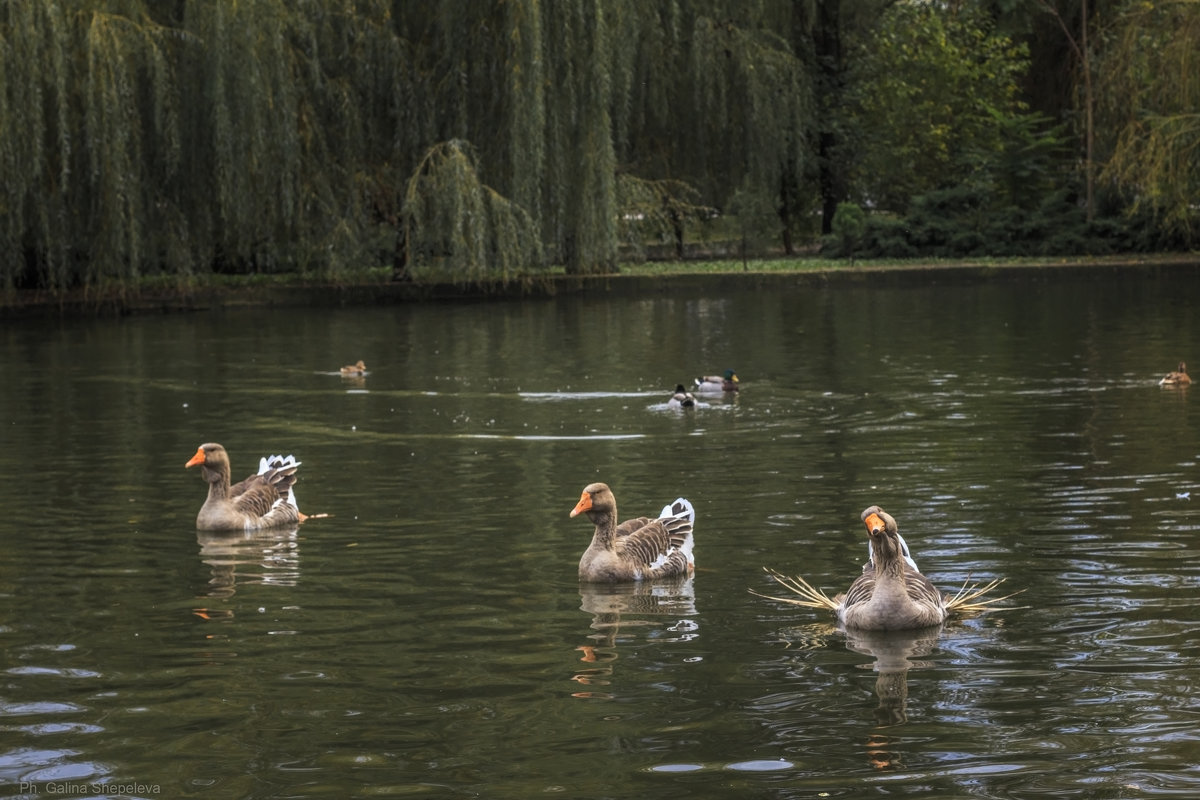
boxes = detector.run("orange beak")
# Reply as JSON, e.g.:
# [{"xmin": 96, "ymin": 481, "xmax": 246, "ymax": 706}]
[
  {"xmin": 569, "ymin": 491, "xmax": 592, "ymax": 518},
  {"xmin": 185, "ymin": 447, "xmax": 206, "ymax": 468},
  {"xmin": 863, "ymin": 512, "xmax": 885, "ymax": 535}
]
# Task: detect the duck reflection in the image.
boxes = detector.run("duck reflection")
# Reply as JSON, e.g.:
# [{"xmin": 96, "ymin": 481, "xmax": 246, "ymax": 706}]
[
  {"xmin": 572, "ymin": 579, "xmax": 698, "ymax": 699},
  {"xmin": 844, "ymin": 625, "xmax": 942, "ymax": 770},
  {"xmin": 194, "ymin": 526, "xmax": 301, "ymax": 617}
]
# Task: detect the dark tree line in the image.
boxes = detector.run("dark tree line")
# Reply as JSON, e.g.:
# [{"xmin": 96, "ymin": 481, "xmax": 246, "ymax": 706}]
[{"xmin": 1, "ymin": 0, "xmax": 1196, "ymax": 292}]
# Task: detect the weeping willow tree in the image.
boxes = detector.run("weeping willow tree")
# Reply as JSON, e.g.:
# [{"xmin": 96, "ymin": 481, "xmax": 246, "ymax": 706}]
[
  {"xmin": 0, "ymin": 0, "xmax": 73, "ymax": 291},
  {"xmin": 1095, "ymin": 0, "xmax": 1200, "ymax": 245},
  {"xmin": 83, "ymin": 9, "xmax": 182, "ymax": 287},
  {"xmin": 179, "ymin": 1, "xmax": 328, "ymax": 274},
  {"xmin": 615, "ymin": 175, "xmax": 715, "ymax": 260},
  {"xmin": 0, "ymin": 1, "xmax": 183, "ymax": 292},
  {"xmin": 538, "ymin": 0, "xmax": 618, "ymax": 273},
  {"xmin": 400, "ymin": 140, "xmax": 541, "ymax": 283},
  {"xmin": 611, "ymin": 4, "xmax": 816, "ymax": 256},
  {"xmin": 11, "ymin": 0, "xmax": 1184, "ymax": 300}
]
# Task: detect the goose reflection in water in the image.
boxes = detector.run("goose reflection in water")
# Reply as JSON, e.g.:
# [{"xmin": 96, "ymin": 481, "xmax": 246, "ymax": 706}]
[
  {"xmin": 845, "ymin": 625, "xmax": 942, "ymax": 770},
  {"xmin": 571, "ymin": 579, "xmax": 698, "ymax": 699},
  {"xmin": 779, "ymin": 622, "xmax": 942, "ymax": 771},
  {"xmin": 193, "ymin": 526, "xmax": 302, "ymax": 618}
]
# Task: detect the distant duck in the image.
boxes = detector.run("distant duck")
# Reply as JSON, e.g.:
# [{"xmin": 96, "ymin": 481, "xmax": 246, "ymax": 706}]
[
  {"xmin": 752, "ymin": 506, "xmax": 1019, "ymax": 631},
  {"xmin": 1159, "ymin": 361, "xmax": 1191, "ymax": 386},
  {"xmin": 571, "ymin": 482, "xmax": 696, "ymax": 582},
  {"xmin": 695, "ymin": 369, "xmax": 738, "ymax": 393},
  {"xmin": 341, "ymin": 360, "xmax": 367, "ymax": 376},
  {"xmin": 187, "ymin": 443, "xmax": 314, "ymax": 531},
  {"xmin": 667, "ymin": 384, "xmax": 696, "ymax": 409}
]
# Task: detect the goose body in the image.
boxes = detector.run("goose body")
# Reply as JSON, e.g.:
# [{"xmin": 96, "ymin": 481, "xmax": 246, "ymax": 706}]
[
  {"xmin": 341, "ymin": 360, "xmax": 367, "ymax": 376},
  {"xmin": 754, "ymin": 506, "xmax": 1018, "ymax": 631},
  {"xmin": 667, "ymin": 384, "xmax": 696, "ymax": 410},
  {"xmin": 694, "ymin": 369, "xmax": 738, "ymax": 393},
  {"xmin": 1159, "ymin": 361, "xmax": 1191, "ymax": 386},
  {"xmin": 187, "ymin": 443, "xmax": 308, "ymax": 531},
  {"xmin": 571, "ymin": 482, "xmax": 695, "ymax": 582},
  {"xmin": 839, "ymin": 507, "xmax": 947, "ymax": 630}
]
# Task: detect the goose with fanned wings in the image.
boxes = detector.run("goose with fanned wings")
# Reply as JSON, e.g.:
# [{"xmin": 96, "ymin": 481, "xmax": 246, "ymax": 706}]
[
  {"xmin": 571, "ymin": 482, "xmax": 695, "ymax": 582},
  {"xmin": 753, "ymin": 506, "xmax": 1020, "ymax": 630},
  {"xmin": 186, "ymin": 443, "xmax": 317, "ymax": 531}
]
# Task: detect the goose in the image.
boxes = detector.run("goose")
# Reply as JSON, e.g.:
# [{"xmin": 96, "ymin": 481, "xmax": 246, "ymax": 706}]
[
  {"xmin": 1159, "ymin": 361, "xmax": 1191, "ymax": 386},
  {"xmin": 341, "ymin": 360, "xmax": 367, "ymax": 376},
  {"xmin": 186, "ymin": 443, "xmax": 312, "ymax": 531},
  {"xmin": 752, "ymin": 506, "xmax": 1019, "ymax": 631},
  {"xmin": 667, "ymin": 384, "xmax": 696, "ymax": 409},
  {"xmin": 695, "ymin": 369, "xmax": 738, "ymax": 393},
  {"xmin": 571, "ymin": 482, "xmax": 695, "ymax": 582}
]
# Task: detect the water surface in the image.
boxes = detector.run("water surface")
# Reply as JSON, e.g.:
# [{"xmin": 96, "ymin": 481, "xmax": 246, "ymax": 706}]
[{"xmin": 2, "ymin": 270, "xmax": 1199, "ymax": 798}]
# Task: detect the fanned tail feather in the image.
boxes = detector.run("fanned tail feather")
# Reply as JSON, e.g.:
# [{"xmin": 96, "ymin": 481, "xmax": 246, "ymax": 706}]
[
  {"xmin": 259, "ymin": 454, "xmax": 301, "ymax": 476},
  {"xmin": 258, "ymin": 454, "xmax": 302, "ymax": 509},
  {"xmin": 752, "ymin": 567, "xmax": 1024, "ymax": 616},
  {"xmin": 749, "ymin": 567, "xmax": 841, "ymax": 611},
  {"xmin": 660, "ymin": 497, "xmax": 695, "ymax": 525},
  {"xmin": 652, "ymin": 498, "xmax": 696, "ymax": 575},
  {"xmin": 942, "ymin": 576, "xmax": 1026, "ymax": 614}
]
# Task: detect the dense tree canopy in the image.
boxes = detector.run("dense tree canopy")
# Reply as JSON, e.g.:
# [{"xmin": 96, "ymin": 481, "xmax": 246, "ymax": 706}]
[{"xmin": 0, "ymin": 0, "xmax": 1195, "ymax": 293}]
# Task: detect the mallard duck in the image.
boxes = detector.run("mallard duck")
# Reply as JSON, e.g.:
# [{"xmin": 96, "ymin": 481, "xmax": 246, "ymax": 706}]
[
  {"xmin": 667, "ymin": 384, "xmax": 696, "ymax": 409},
  {"xmin": 752, "ymin": 506, "xmax": 1019, "ymax": 631},
  {"xmin": 340, "ymin": 360, "xmax": 367, "ymax": 376},
  {"xmin": 186, "ymin": 443, "xmax": 312, "ymax": 531},
  {"xmin": 1159, "ymin": 361, "xmax": 1191, "ymax": 386},
  {"xmin": 571, "ymin": 482, "xmax": 696, "ymax": 582},
  {"xmin": 694, "ymin": 369, "xmax": 738, "ymax": 393}
]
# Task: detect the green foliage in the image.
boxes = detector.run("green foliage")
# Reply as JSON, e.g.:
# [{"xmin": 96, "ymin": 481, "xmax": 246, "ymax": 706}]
[
  {"xmin": 615, "ymin": 175, "xmax": 715, "ymax": 261},
  {"xmin": 830, "ymin": 202, "xmax": 866, "ymax": 260},
  {"xmin": 0, "ymin": 0, "xmax": 1189, "ymax": 298},
  {"xmin": 1095, "ymin": 0, "xmax": 1200, "ymax": 245},
  {"xmin": 845, "ymin": 3, "xmax": 1032, "ymax": 212},
  {"xmin": 727, "ymin": 180, "xmax": 780, "ymax": 261},
  {"xmin": 401, "ymin": 140, "xmax": 542, "ymax": 284},
  {"xmin": 840, "ymin": 184, "xmax": 1173, "ymax": 260}
]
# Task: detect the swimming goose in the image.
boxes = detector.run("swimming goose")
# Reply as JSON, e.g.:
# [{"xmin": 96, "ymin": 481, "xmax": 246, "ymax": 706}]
[
  {"xmin": 341, "ymin": 360, "xmax": 367, "ymax": 376},
  {"xmin": 571, "ymin": 482, "xmax": 696, "ymax": 582},
  {"xmin": 694, "ymin": 369, "xmax": 738, "ymax": 393},
  {"xmin": 1159, "ymin": 361, "xmax": 1191, "ymax": 386},
  {"xmin": 753, "ymin": 506, "xmax": 1018, "ymax": 631},
  {"xmin": 186, "ymin": 443, "xmax": 311, "ymax": 531},
  {"xmin": 667, "ymin": 384, "xmax": 696, "ymax": 409}
]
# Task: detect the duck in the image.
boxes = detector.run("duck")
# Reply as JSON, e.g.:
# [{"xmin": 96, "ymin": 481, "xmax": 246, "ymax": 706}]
[
  {"xmin": 1159, "ymin": 361, "xmax": 1191, "ymax": 386},
  {"xmin": 570, "ymin": 482, "xmax": 696, "ymax": 582},
  {"xmin": 752, "ymin": 506, "xmax": 1019, "ymax": 631},
  {"xmin": 341, "ymin": 360, "xmax": 367, "ymax": 376},
  {"xmin": 186, "ymin": 443, "xmax": 311, "ymax": 531},
  {"xmin": 694, "ymin": 369, "xmax": 738, "ymax": 393},
  {"xmin": 667, "ymin": 384, "xmax": 696, "ymax": 409}
]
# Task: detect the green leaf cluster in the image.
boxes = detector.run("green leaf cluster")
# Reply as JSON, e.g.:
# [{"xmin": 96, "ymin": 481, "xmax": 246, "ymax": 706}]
[{"xmin": 0, "ymin": 0, "xmax": 1195, "ymax": 297}]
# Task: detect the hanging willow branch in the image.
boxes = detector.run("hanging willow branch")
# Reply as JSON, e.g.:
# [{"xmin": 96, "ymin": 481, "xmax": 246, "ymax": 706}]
[
  {"xmin": 400, "ymin": 139, "xmax": 542, "ymax": 284},
  {"xmin": 616, "ymin": 174, "xmax": 715, "ymax": 260}
]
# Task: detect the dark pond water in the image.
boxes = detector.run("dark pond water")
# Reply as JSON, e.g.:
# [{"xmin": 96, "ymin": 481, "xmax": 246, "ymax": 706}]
[{"xmin": 2, "ymin": 268, "xmax": 1200, "ymax": 799}]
